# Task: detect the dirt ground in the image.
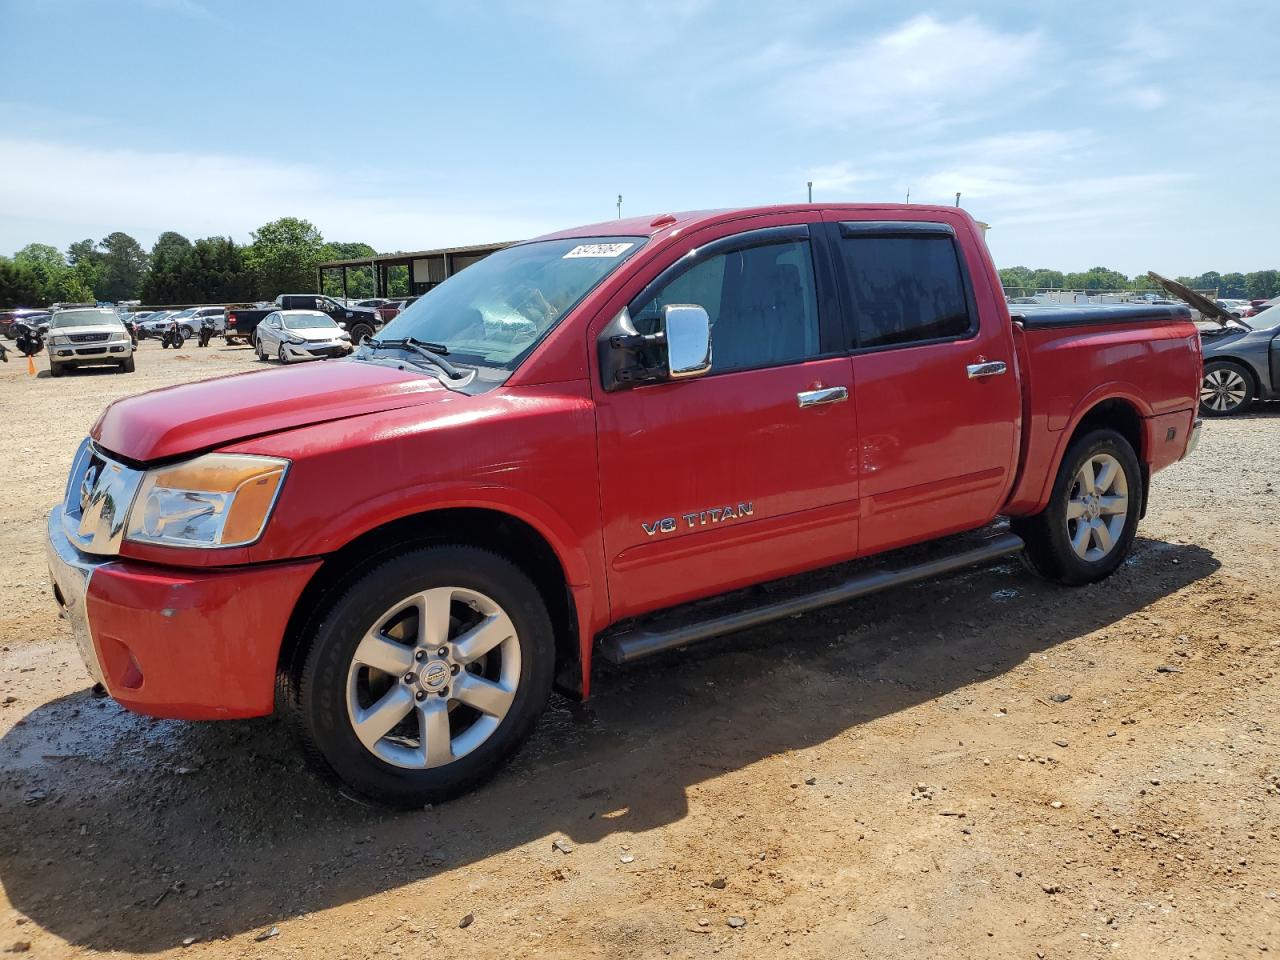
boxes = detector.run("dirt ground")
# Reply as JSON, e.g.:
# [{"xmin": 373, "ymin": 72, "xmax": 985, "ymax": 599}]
[{"xmin": 0, "ymin": 338, "xmax": 1277, "ymax": 959}]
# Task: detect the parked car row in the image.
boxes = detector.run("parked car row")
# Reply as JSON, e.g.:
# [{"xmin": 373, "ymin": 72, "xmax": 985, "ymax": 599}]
[
  {"xmin": 0, "ymin": 308, "xmax": 51, "ymax": 339},
  {"xmin": 376, "ymin": 296, "xmax": 419, "ymax": 324},
  {"xmin": 226, "ymin": 294, "xmax": 382, "ymax": 345}
]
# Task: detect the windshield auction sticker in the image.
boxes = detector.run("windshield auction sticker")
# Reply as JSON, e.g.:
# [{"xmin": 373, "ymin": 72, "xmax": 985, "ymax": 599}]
[{"xmin": 562, "ymin": 243, "xmax": 635, "ymax": 259}]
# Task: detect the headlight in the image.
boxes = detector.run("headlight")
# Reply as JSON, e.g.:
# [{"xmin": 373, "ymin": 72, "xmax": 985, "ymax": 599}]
[
  {"xmin": 51, "ymin": 335, "xmax": 70, "ymax": 345},
  {"xmin": 286, "ymin": 336, "xmax": 306, "ymax": 345},
  {"xmin": 125, "ymin": 453, "xmax": 289, "ymax": 548}
]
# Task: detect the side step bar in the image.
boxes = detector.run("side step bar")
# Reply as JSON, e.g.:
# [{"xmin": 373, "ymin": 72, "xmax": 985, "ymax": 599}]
[{"xmin": 598, "ymin": 532, "xmax": 1025, "ymax": 665}]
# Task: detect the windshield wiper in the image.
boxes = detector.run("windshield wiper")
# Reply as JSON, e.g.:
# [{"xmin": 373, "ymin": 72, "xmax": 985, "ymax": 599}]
[{"xmin": 364, "ymin": 336, "xmax": 463, "ymax": 378}]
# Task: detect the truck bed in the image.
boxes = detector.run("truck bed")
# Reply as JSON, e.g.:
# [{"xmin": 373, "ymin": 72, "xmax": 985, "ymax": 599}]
[{"xmin": 1004, "ymin": 306, "xmax": 1201, "ymax": 515}]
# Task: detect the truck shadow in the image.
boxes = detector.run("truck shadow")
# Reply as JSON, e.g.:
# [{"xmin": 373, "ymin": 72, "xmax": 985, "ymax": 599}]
[{"xmin": 0, "ymin": 535, "xmax": 1218, "ymax": 952}]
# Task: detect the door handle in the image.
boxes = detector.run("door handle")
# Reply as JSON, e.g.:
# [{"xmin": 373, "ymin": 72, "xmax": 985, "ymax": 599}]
[
  {"xmin": 796, "ymin": 385, "xmax": 849, "ymax": 408},
  {"xmin": 966, "ymin": 360, "xmax": 1008, "ymax": 379}
]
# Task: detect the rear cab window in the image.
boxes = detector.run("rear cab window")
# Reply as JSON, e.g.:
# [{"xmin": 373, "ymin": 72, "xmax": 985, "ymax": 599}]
[{"xmin": 830, "ymin": 221, "xmax": 976, "ymax": 350}]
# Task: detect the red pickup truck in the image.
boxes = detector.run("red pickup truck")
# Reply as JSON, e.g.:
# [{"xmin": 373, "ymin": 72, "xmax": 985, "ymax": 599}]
[{"xmin": 47, "ymin": 204, "xmax": 1202, "ymax": 806}]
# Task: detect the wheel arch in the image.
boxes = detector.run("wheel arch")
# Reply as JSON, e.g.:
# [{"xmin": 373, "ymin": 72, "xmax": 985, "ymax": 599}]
[
  {"xmin": 1018, "ymin": 393, "xmax": 1150, "ymax": 520},
  {"xmin": 276, "ymin": 506, "xmax": 588, "ymax": 706}
]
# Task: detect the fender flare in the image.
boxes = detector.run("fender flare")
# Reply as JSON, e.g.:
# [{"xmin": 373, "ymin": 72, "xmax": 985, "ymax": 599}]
[
  {"xmin": 303, "ymin": 481, "xmax": 595, "ymax": 588},
  {"xmin": 1023, "ymin": 384, "xmax": 1151, "ymax": 514}
]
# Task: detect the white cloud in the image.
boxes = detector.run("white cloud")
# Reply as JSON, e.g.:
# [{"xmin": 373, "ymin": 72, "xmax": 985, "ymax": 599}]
[
  {"xmin": 772, "ymin": 15, "xmax": 1045, "ymax": 126},
  {"xmin": 0, "ymin": 136, "xmax": 550, "ymax": 253}
]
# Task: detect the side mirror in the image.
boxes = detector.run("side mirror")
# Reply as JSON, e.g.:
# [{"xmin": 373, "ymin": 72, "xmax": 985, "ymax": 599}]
[
  {"xmin": 598, "ymin": 304, "xmax": 712, "ymax": 390},
  {"xmin": 662, "ymin": 304, "xmax": 711, "ymax": 380}
]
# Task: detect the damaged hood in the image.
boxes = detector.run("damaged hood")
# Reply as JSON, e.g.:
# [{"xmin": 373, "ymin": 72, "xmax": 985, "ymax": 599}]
[{"xmin": 92, "ymin": 359, "xmax": 453, "ymax": 463}]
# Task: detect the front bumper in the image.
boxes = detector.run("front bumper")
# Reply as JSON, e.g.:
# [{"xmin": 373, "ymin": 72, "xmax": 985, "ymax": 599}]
[
  {"xmin": 283, "ymin": 340, "xmax": 351, "ymax": 361},
  {"xmin": 51, "ymin": 342, "xmax": 132, "ymax": 362},
  {"xmin": 46, "ymin": 506, "xmax": 321, "ymax": 719}
]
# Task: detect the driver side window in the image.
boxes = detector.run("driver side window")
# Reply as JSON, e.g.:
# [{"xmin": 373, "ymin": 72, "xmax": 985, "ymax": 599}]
[{"xmin": 632, "ymin": 239, "xmax": 820, "ymax": 374}]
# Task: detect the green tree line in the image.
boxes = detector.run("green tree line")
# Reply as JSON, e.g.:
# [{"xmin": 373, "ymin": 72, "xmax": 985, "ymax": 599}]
[
  {"xmin": 999, "ymin": 265, "xmax": 1280, "ymax": 300},
  {"xmin": 0, "ymin": 217, "xmax": 393, "ymax": 308}
]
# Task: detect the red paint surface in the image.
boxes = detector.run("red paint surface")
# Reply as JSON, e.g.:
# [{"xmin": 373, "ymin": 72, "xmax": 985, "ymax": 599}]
[
  {"xmin": 70, "ymin": 204, "xmax": 1201, "ymax": 716},
  {"xmin": 85, "ymin": 557, "xmax": 320, "ymax": 718}
]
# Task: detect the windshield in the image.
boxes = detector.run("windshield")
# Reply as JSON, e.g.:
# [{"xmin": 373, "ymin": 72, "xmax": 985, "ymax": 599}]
[
  {"xmin": 376, "ymin": 236, "xmax": 646, "ymax": 368},
  {"xmin": 52, "ymin": 310, "xmax": 121, "ymax": 328},
  {"xmin": 284, "ymin": 313, "xmax": 337, "ymax": 330}
]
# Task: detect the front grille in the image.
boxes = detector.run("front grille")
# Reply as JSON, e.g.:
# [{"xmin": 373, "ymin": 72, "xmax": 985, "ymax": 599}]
[
  {"xmin": 62, "ymin": 440, "xmax": 143, "ymax": 556},
  {"xmin": 69, "ymin": 333, "xmax": 109, "ymax": 343}
]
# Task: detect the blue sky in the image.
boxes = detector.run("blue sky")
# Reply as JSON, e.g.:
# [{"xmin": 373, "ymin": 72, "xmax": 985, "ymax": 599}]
[{"xmin": 1, "ymin": 0, "xmax": 1276, "ymax": 274}]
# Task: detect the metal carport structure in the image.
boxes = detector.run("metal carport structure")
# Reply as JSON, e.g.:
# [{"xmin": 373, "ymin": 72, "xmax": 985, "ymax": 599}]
[{"xmin": 317, "ymin": 241, "xmax": 513, "ymax": 300}]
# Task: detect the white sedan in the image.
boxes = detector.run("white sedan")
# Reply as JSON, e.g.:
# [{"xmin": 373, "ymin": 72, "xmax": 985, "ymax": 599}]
[{"xmin": 254, "ymin": 309, "xmax": 353, "ymax": 363}]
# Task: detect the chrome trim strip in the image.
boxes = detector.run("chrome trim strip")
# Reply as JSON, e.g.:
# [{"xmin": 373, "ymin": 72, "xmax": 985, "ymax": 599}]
[
  {"xmin": 1183, "ymin": 418, "xmax": 1203, "ymax": 459},
  {"xmin": 966, "ymin": 360, "xmax": 1008, "ymax": 379},
  {"xmin": 61, "ymin": 440, "xmax": 144, "ymax": 556},
  {"xmin": 796, "ymin": 386, "xmax": 848, "ymax": 408},
  {"xmin": 46, "ymin": 507, "xmax": 109, "ymax": 685}
]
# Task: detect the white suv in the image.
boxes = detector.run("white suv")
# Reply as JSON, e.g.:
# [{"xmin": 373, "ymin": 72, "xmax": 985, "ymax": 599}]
[{"xmin": 47, "ymin": 308, "xmax": 136, "ymax": 377}]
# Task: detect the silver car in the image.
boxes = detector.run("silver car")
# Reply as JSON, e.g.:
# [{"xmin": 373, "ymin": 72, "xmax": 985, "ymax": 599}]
[
  {"xmin": 253, "ymin": 310, "xmax": 352, "ymax": 363},
  {"xmin": 46, "ymin": 308, "xmax": 136, "ymax": 376},
  {"xmin": 1199, "ymin": 307, "xmax": 1280, "ymax": 416}
]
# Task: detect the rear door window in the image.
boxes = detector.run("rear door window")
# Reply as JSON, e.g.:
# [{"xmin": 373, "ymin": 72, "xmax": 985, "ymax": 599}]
[{"xmin": 833, "ymin": 225, "xmax": 974, "ymax": 349}]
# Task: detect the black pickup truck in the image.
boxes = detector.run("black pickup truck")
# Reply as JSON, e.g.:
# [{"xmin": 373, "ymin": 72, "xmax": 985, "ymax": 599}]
[{"xmin": 225, "ymin": 294, "xmax": 382, "ymax": 345}]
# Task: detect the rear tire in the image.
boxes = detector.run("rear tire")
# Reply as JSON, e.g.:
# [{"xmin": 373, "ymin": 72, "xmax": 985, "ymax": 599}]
[
  {"xmin": 283, "ymin": 545, "xmax": 554, "ymax": 808},
  {"xmin": 349, "ymin": 323, "xmax": 373, "ymax": 344},
  {"xmin": 1199, "ymin": 360, "xmax": 1254, "ymax": 417},
  {"xmin": 1012, "ymin": 428, "xmax": 1141, "ymax": 586},
  {"xmin": 255, "ymin": 337, "xmax": 267, "ymax": 361}
]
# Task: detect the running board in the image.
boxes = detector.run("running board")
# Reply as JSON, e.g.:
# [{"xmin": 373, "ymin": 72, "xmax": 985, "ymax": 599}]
[{"xmin": 598, "ymin": 532, "xmax": 1025, "ymax": 665}]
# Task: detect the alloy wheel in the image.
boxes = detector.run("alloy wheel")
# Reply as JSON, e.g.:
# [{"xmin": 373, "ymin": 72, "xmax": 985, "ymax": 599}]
[
  {"xmin": 1200, "ymin": 368, "xmax": 1248, "ymax": 413},
  {"xmin": 345, "ymin": 586, "xmax": 520, "ymax": 770},
  {"xmin": 1065, "ymin": 453, "xmax": 1128, "ymax": 562}
]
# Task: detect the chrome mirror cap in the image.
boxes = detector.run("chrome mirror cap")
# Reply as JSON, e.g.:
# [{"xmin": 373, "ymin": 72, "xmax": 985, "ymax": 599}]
[{"xmin": 663, "ymin": 304, "xmax": 712, "ymax": 379}]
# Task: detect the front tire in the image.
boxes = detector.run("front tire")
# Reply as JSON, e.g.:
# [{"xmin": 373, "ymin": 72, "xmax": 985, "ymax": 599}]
[
  {"xmin": 285, "ymin": 546, "xmax": 554, "ymax": 807},
  {"xmin": 120, "ymin": 355, "xmax": 136, "ymax": 373},
  {"xmin": 49, "ymin": 360, "xmax": 65, "ymax": 378},
  {"xmin": 1199, "ymin": 360, "xmax": 1254, "ymax": 417},
  {"xmin": 349, "ymin": 323, "xmax": 373, "ymax": 344},
  {"xmin": 1013, "ymin": 428, "xmax": 1141, "ymax": 586},
  {"xmin": 277, "ymin": 343, "xmax": 290, "ymax": 364}
]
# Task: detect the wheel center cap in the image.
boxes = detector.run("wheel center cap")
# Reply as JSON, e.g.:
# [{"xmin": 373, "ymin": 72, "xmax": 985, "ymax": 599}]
[{"xmin": 418, "ymin": 660, "xmax": 450, "ymax": 691}]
